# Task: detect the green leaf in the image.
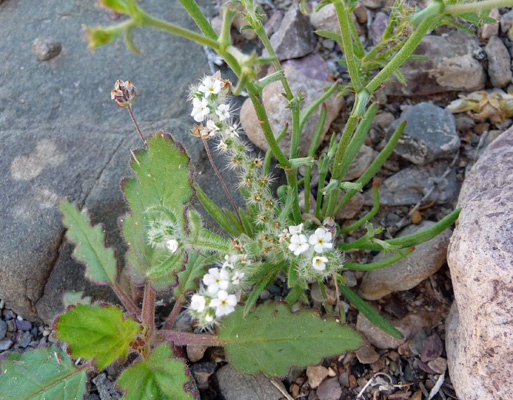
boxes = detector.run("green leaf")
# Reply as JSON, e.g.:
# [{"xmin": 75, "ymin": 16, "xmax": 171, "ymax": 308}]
[
  {"xmin": 0, "ymin": 347, "xmax": 87, "ymax": 400},
  {"xmin": 194, "ymin": 182, "xmax": 238, "ymax": 237},
  {"xmin": 117, "ymin": 343, "xmax": 193, "ymax": 400},
  {"xmin": 122, "ymin": 132, "xmax": 193, "ymax": 291},
  {"xmin": 174, "ymin": 251, "xmax": 217, "ymax": 302},
  {"xmin": 219, "ymin": 303, "xmax": 363, "ymax": 376},
  {"xmin": 59, "ymin": 199, "xmax": 118, "ymax": 285},
  {"xmin": 338, "ymin": 284, "xmax": 402, "ymax": 338},
  {"xmin": 55, "ymin": 303, "xmax": 142, "ymax": 370}
]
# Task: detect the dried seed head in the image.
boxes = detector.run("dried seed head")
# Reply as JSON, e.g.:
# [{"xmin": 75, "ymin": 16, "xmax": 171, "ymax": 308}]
[{"xmin": 111, "ymin": 79, "xmax": 136, "ymax": 107}]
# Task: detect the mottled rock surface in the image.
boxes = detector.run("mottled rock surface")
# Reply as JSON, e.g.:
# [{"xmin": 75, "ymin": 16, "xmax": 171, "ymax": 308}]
[
  {"xmin": 387, "ymin": 103, "xmax": 460, "ymax": 165},
  {"xmin": 0, "ymin": 0, "xmax": 219, "ymax": 323},
  {"xmin": 359, "ymin": 221, "xmax": 452, "ymax": 300},
  {"xmin": 385, "ymin": 31, "xmax": 486, "ymax": 96},
  {"xmin": 446, "ymin": 128, "xmax": 513, "ymax": 400},
  {"xmin": 240, "ymin": 65, "xmax": 344, "ymax": 157}
]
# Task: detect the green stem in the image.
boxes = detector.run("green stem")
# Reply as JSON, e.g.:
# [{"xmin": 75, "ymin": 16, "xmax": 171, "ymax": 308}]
[
  {"xmin": 285, "ymin": 169, "xmax": 302, "ymax": 223},
  {"xmin": 176, "ymin": 0, "xmax": 218, "ymax": 40},
  {"xmin": 290, "ymin": 98, "xmax": 301, "ymax": 159},
  {"xmin": 366, "ymin": 13, "xmax": 440, "ymax": 94},
  {"xmin": 444, "ymin": 0, "xmax": 513, "ymax": 15},
  {"xmin": 324, "ymin": 112, "xmax": 360, "ymax": 217},
  {"xmin": 343, "ymin": 247, "xmax": 414, "ymax": 271},
  {"xmin": 263, "ymin": 123, "xmax": 288, "ymax": 176},
  {"xmin": 333, "ymin": 0, "xmax": 363, "ymax": 92},
  {"xmin": 142, "ymin": 282, "xmax": 155, "ymax": 335},
  {"xmin": 304, "ymin": 104, "xmax": 327, "ymax": 213},
  {"xmin": 140, "ymin": 13, "xmax": 219, "ymax": 48}
]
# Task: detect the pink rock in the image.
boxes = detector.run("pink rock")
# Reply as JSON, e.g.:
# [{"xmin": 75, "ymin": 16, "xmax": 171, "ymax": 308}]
[{"xmin": 446, "ymin": 127, "xmax": 513, "ymax": 400}]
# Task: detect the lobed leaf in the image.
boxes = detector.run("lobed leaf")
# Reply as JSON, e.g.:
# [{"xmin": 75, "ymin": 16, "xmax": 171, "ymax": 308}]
[
  {"xmin": 59, "ymin": 199, "xmax": 118, "ymax": 285},
  {"xmin": 0, "ymin": 347, "xmax": 87, "ymax": 400},
  {"xmin": 122, "ymin": 132, "xmax": 193, "ymax": 292},
  {"xmin": 116, "ymin": 343, "xmax": 193, "ymax": 400},
  {"xmin": 54, "ymin": 303, "xmax": 142, "ymax": 370},
  {"xmin": 219, "ymin": 303, "xmax": 363, "ymax": 376}
]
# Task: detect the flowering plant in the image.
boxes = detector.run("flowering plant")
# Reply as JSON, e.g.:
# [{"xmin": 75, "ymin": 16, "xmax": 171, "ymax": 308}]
[{"xmin": 1, "ymin": 0, "xmax": 506, "ymax": 398}]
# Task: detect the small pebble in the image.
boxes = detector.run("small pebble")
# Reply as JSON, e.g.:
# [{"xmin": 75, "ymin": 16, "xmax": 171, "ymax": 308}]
[
  {"xmin": 16, "ymin": 319, "xmax": 32, "ymax": 331},
  {"xmin": 32, "ymin": 38, "xmax": 62, "ymax": 61},
  {"xmin": 0, "ymin": 337, "xmax": 13, "ymax": 351},
  {"xmin": 17, "ymin": 331, "xmax": 32, "ymax": 348},
  {"xmin": 307, "ymin": 365, "xmax": 329, "ymax": 389},
  {"xmin": 427, "ymin": 357, "xmax": 448, "ymax": 374},
  {"xmin": 356, "ymin": 344, "xmax": 380, "ymax": 364},
  {"xmin": 0, "ymin": 320, "xmax": 6, "ymax": 340}
]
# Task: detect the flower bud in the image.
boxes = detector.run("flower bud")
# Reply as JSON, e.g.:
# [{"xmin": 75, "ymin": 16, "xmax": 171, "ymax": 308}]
[
  {"xmin": 111, "ymin": 79, "xmax": 136, "ymax": 107},
  {"xmin": 84, "ymin": 25, "xmax": 123, "ymax": 51}
]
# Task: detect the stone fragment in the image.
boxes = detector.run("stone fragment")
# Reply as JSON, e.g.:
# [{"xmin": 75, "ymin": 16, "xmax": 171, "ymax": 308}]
[
  {"xmin": 420, "ymin": 333, "xmax": 443, "ymax": 362},
  {"xmin": 240, "ymin": 65, "xmax": 344, "ymax": 157},
  {"xmin": 266, "ymin": 4, "xmax": 315, "ymax": 60},
  {"xmin": 0, "ymin": 320, "xmax": 6, "ymax": 340},
  {"xmin": 427, "ymin": 357, "xmax": 447, "ymax": 374},
  {"xmin": 357, "ymin": 311, "xmax": 437, "ymax": 350},
  {"xmin": 387, "ymin": 103, "xmax": 460, "ymax": 165},
  {"xmin": 484, "ymin": 36, "xmax": 512, "ymax": 88},
  {"xmin": 353, "ymin": 5, "xmax": 368, "ymax": 25},
  {"xmin": 316, "ymin": 377, "xmax": 342, "ymax": 400},
  {"xmin": 454, "ymin": 113, "xmax": 476, "ymax": 132},
  {"xmin": 446, "ymin": 127, "xmax": 513, "ymax": 400},
  {"xmin": 500, "ymin": 9, "xmax": 513, "ymax": 35},
  {"xmin": 374, "ymin": 111, "xmax": 395, "ymax": 130},
  {"xmin": 363, "ymin": 161, "xmax": 460, "ymax": 207},
  {"xmin": 385, "ymin": 31, "xmax": 486, "ymax": 96},
  {"xmin": 359, "ymin": 0, "xmax": 384, "ymax": 9},
  {"xmin": 186, "ymin": 344, "xmax": 208, "ymax": 362},
  {"xmin": 359, "ymin": 221, "xmax": 452, "ymax": 300},
  {"xmin": 93, "ymin": 373, "xmax": 122, "ymax": 400},
  {"xmin": 356, "ymin": 344, "xmax": 380, "ymax": 364},
  {"xmin": 307, "ymin": 365, "xmax": 329, "ymax": 389},
  {"xmin": 480, "ymin": 8, "xmax": 499, "ymax": 40},
  {"xmin": 190, "ymin": 361, "xmax": 216, "ymax": 390},
  {"xmin": 215, "ymin": 364, "xmax": 285, "ymax": 400},
  {"xmin": 32, "ymin": 38, "xmax": 62, "ymax": 61},
  {"xmin": 17, "ymin": 331, "xmax": 32, "ymax": 348},
  {"xmin": 0, "ymin": 337, "xmax": 13, "ymax": 351},
  {"xmin": 310, "ymin": 3, "xmax": 338, "ymax": 34},
  {"xmin": 336, "ymin": 192, "xmax": 364, "ymax": 220},
  {"xmin": 343, "ymin": 144, "xmax": 375, "ymax": 180}
]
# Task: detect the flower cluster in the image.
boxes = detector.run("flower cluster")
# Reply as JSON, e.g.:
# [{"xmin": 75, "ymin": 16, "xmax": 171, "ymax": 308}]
[
  {"xmin": 111, "ymin": 79, "xmax": 136, "ymax": 107},
  {"xmin": 146, "ymin": 214, "xmax": 180, "ymax": 254},
  {"xmin": 284, "ymin": 223, "xmax": 340, "ymax": 280},
  {"xmin": 189, "ymin": 255, "xmax": 246, "ymax": 329},
  {"xmin": 189, "ymin": 72, "xmax": 237, "ymax": 140}
]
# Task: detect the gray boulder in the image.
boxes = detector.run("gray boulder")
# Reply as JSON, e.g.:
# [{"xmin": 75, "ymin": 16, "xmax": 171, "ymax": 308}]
[
  {"xmin": 387, "ymin": 103, "xmax": 460, "ymax": 165},
  {"xmin": 385, "ymin": 31, "xmax": 486, "ymax": 96},
  {"xmin": 0, "ymin": 0, "xmax": 218, "ymax": 323},
  {"xmin": 484, "ymin": 36, "xmax": 512, "ymax": 88},
  {"xmin": 446, "ymin": 128, "xmax": 513, "ymax": 400}
]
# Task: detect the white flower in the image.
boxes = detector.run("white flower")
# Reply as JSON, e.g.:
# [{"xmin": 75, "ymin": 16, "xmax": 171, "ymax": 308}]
[
  {"xmin": 210, "ymin": 290, "xmax": 237, "ymax": 317},
  {"xmin": 308, "ymin": 228, "xmax": 333, "ymax": 253},
  {"xmin": 232, "ymin": 271, "xmax": 245, "ymax": 285},
  {"xmin": 288, "ymin": 223, "xmax": 304, "ymax": 235},
  {"xmin": 224, "ymin": 123, "xmax": 239, "ymax": 137},
  {"xmin": 216, "ymin": 103, "xmax": 230, "ymax": 121},
  {"xmin": 165, "ymin": 239, "xmax": 179, "ymax": 253},
  {"xmin": 203, "ymin": 268, "xmax": 230, "ymax": 294},
  {"xmin": 199, "ymin": 76, "xmax": 222, "ymax": 98},
  {"xmin": 205, "ymin": 119, "xmax": 219, "ymax": 137},
  {"xmin": 223, "ymin": 254, "xmax": 239, "ymax": 269},
  {"xmin": 190, "ymin": 294, "xmax": 206, "ymax": 312},
  {"xmin": 288, "ymin": 234, "xmax": 309, "ymax": 256},
  {"xmin": 205, "ymin": 314, "xmax": 214, "ymax": 323},
  {"xmin": 312, "ymin": 256, "xmax": 328, "ymax": 271},
  {"xmin": 191, "ymin": 98, "xmax": 210, "ymax": 122}
]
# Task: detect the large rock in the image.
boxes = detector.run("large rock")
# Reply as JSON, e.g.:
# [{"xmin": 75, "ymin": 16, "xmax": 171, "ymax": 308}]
[
  {"xmin": 484, "ymin": 36, "xmax": 512, "ymax": 88},
  {"xmin": 359, "ymin": 220, "xmax": 452, "ymax": 300},
  {"xmin": 387, "ymin": 103, "xmax": 460, "ymax": 165},
  {"xmin": 385, "ymin": 31, "xmax": 486, "ymax": 96},
  {"xmin": 446, "ymin": 128, "xmax": 513, "ymax": 400},
  {"xmin": 0, "ymin": 0, "xmax": 220, "ymax": 323},
  {"xmin": 240, "ymin": 65, "xmax": 344, "ymax": 157}
]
